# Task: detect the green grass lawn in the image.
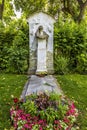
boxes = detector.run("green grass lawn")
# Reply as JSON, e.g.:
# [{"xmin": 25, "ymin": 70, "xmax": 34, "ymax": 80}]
[
  {"xmin": 57, "ymin": 74, "xmax": 87, "ymax": 130},
  {"xmin": 0, "ymin": 74, "xmax": 27, "ymax": 130},
  {"xmin": 0, "ymin": 74, "xmax": 87, "ymax": 130}
]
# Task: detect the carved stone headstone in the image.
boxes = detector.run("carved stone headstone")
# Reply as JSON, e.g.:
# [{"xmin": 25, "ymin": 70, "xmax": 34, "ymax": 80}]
[
  {"xmin": 36, "ymin": 26, "xmax": 48, "ymax": 74},
  {"xmin": 27, "ymin": 12, "xmax": 55, "ymax": 74}
]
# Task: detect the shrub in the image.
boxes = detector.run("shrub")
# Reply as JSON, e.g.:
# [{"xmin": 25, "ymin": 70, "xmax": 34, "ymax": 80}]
[
  {"xmin": 54, "ymin": 21, "xmax": 87, "ymax": 74},
  {"xmin": 54, "ymin": 55, "xmax": 69, "ymax": 74},
  {"xmin": 0, "ymin": 19, "xmax": 29, "ymax": 74},
  {"xmin": 76, "ymin": 53, "xmax": 87, "ymax": 74},
  {"xmin": 7, "ymin": 30, "xmax": 29, "ymax": 73}
]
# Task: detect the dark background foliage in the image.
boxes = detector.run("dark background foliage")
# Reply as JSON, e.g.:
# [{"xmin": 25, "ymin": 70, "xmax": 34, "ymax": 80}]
[
  {"xmin": 0, "ymin": 19, "xmax": 29, "ymax": 74},
  {"xmin": 54, "ymin": 21, "xmax": 87, "ymax": 74},
  {"xmin": 0, "ymin": 19, "xmax": 87, "ymax": 74}
]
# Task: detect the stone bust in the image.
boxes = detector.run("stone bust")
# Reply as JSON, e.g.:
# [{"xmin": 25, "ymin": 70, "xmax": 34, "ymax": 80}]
[{"xmin": 36, "ymin": 26, "xmax": 49, "ymax": 39}]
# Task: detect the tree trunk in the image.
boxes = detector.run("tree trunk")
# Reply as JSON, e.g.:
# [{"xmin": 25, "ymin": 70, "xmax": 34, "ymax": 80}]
[
  {"xmin": 77, "ymin": 1, "xmax": 87, "ymax": 23},
  {"xmin": 0, "ymin": 0, "xmax": 5, "ymax": 20},
  {"xmin": 62, "ymin": 0, "xmax": 87, "ymax": 24}
]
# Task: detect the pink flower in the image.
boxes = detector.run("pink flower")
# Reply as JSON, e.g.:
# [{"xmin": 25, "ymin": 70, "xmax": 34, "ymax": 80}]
[
  {"xmin": 22, "ymin": 128, "xmax": 25, "ymax": 130},
  {"xmin": 63, "ymin": 117, "xmax": 70, "ymax": 124},
  {"xmin": 38, "ymin": 120, "xmax": 44, "ymax": 124},
  {"xmin": 70, "ymin": 109, "xmax": 75, "ymax": 114},
  {"xmin": 24, "ymin": 123, "xmax": 29, "ymax": 128},
  {"xmin": 54, "ymin": 120, "xmax": 62, "ymax": 129},
  {"xmin": 13, "ymin": 122, "xmax": 17, "ymax": 128},
  {"xmin": 70, "ymin": 103, "xmax": 75, "ymax": 109},
  {"xmin": 28, "ymin": 124, "xmax": 32, "ymax": 129},
  {"xmin": 54, "ymin": 120, "xmax": 60, "ymax": 124},
  {"xmin": 39, "ymin": 126, "xmax": 43, "ymax": 130},
  {"xmin": 66, "ymin": 102, "xmax": 76, "ymax": 116},
  {"xmin": 66, "ymin": 125, "xmax": 72, "ymax": 130},
  {"xmin": 66, "ymin": 127, "xmax": 70, "ymax": 130},
  {"xmin": 25, "ymin": 114, "xmax": 30, "ymax": 117},
  {"xmin": 21, "ymin": 115, "xmax": 26, "ymax": 120}
]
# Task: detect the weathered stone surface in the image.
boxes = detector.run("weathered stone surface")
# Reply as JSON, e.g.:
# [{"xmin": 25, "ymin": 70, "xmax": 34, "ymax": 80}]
[
  {"xmin": 36, "ymin": 26, "xmax": 48, "ymax": 73},
  {"xmin": 27, "ymin": 12, "xmax": 55, "ymax": 74},
  {"xmin": 21, "ymin": 75, "xmax": 63, "ymax": 99},
  {"xmin": 47, "ymin": 51, "xmax": 54, "ymax": 73}
]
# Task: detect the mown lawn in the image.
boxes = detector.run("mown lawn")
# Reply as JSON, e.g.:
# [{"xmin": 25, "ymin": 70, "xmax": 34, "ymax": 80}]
[
  {"xmin": 0, "ymin": 74, "xmax": 27, "ymax": 130},
  {"xmin": 57, "ymin": 74, "xmax": 87, "ymax": 130},
  {"xmin": 0, "ymin": 74, "xmax": 87, "ymax": 130}
]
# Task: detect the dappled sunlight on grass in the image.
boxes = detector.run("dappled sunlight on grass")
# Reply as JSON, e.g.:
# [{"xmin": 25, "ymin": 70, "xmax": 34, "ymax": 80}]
[
  {"xmin": 0, "ymin": 74, "xmax": 27, "ymax": 130},
  {"xmin": 57, "ymin": 74, "xmax": 87, "ymax": 130}
]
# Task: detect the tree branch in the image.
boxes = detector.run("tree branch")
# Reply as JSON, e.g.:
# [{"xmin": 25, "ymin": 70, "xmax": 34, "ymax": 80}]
[
  {"xmin": 84, "ymin": 0, "xmax": 87, "ymax": 7},
  {"xmin": 77, "ymin": 0, "xmax": 83, "ymax": 6},
  {"xmin": 77, "ymin": 0, "xmax": 87, "ymax": 23},
  {"xmin": 62, "ymin": 0, "xmax": 75, "ymax": 18}
]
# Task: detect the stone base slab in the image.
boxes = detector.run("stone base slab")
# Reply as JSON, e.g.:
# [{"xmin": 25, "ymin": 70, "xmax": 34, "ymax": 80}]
[{"xmin": 21, "ymin": 75, "xmax": 63, "ymax": 99}]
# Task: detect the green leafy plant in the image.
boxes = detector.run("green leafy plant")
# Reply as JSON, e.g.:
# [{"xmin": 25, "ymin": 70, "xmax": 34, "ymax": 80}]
[
  {"xmin": 54, "ymin": 55, "xmax": 69, "ymax": 74},
  {"xmin": 10, "ymin": 93, "xmax": 79, "ymax": 130},
  {"xmin": 76, "ymin": 53, "xmax": 87, "ymax": 74},
  {"xmin": 23, "ymin": 100, "xmax": 37, "ymax": 116}
]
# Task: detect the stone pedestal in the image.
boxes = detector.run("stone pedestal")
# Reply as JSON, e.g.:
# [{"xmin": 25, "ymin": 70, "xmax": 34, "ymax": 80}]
[{"xmin": 36, "ymin": 38, "xmax": 47, "ymax": 74}]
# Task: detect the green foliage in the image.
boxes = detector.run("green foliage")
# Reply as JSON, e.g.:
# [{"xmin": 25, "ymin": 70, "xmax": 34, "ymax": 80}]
[
  {"xmin": 54, "ymin": 55, "xmax": 69, "ymax": 74},
  {"xmin": 0, "ymin": 19, "xmax": 29, "ymax": 74},
  {"xmin": 54, "ymin": 21, "xmax": 87, "ymax": 74},
  {"xmin": 49, "ymin": 92, "xmax": 61, "ymax": 101},
  {"xmin": 32, "ymin": 125, "xmax": 39, "ymax": 130},
  {"xmin": 0, "ymin": 10, "xmax": 87, "ymax": 74},
  {"xmin": 11, "ymin": 92, "xmax": 78, "ymax": 129},
  {"xmin": 76, "ymin": 53, "xmax": 87, "ymax": 73},
  {"xmin": 23, "ymin": 100, "xmax": 37, "ymax": 116},
  {"xmin": 39, "ymin": 107, "xmax": 58, "ymax": 123},
  {"xmin": 3, "ymin": 0, "xmax": 15, "ymax": 23},
  {"xmin": 13, "ymin": 0, "xmax": 87, "ymax": 23},
  {"xmin": 14, "ymin": 0, "xmax": 47, "ymax": 17},
  {"xmin": 39, "ymin": 104, "xmax": 67, "ymax": 124},
  {"xmin": 23, "ymin": 93, "xmax": 69, "ymax": 124},
  {"xmin": 0, "ymin": 21, "xmax": 15, "ymax": 72},
  {"xmin": 7, "ymin": 30, "xmax": 28, "ymax": 73}
]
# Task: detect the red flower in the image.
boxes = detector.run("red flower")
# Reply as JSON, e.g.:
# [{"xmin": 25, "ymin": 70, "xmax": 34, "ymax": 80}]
[
  {"xmin": 13, "ymin": 98, "xmax": 19, "ymax": 103},
  {"xmin": 54, "ymin": 120, "xmax": 60, "ymax": 124},
  {"xmin": 63, "ymin": 117, "xmax": 70, "ymax": 124}
]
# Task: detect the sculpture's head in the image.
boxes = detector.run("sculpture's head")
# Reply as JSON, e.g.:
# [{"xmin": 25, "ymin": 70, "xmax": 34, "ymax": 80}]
[{"xmin": 38, "ymin": 26, "xmax": 43, "ymax": 32}]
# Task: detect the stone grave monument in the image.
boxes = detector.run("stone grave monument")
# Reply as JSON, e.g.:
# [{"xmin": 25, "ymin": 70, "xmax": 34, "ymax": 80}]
[
  {"xmin": 27, "ymin": 12, "xmax": 55, "ymax": 75},
  {"xmin": 21, "ymin": 12, "xmax": 63, "ymax": 99}
]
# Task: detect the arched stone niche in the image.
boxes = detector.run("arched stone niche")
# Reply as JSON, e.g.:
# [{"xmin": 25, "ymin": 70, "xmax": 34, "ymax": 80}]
[{"xmin": 27, "ymin": 12, "xmax": 56, "ymax": 74}]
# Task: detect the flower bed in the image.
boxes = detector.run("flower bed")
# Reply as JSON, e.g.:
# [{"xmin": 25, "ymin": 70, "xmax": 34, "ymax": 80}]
[{"xmin": 10, "ymin": 93, "xmax": 78, "ymax": 130}]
